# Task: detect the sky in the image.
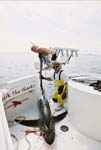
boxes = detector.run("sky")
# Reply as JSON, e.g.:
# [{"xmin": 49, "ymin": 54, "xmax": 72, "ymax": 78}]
[{"xmin": 0, "ymin": 1, "xmax": 101, "ymax": 54}]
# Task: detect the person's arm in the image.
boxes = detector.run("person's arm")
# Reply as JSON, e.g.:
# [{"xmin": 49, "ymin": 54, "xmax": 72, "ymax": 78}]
[
  {"xmin": 43, "ymin": 77, "xmax": 52, "ymax": 81},
  {"xmin": 41, "ymin": 75, "xmax": 52, "ymax": 81}
]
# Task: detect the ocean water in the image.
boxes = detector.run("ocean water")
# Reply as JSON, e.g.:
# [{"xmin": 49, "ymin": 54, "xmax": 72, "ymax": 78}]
[{"xmin": 0, "ymin": 53, "xmax": 101, "ymax": 87}]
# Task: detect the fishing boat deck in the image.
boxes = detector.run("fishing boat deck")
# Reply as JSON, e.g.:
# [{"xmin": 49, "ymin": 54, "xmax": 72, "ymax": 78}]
[{"xmin": 9, "ymin": 100, "xmax": 101, "ymax": 150}]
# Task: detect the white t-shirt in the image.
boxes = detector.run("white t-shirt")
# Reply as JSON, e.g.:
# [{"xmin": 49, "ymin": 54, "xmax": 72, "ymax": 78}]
[{"xmin": 51, "ymin": 70, "xmax": 68, "ymax": 83}]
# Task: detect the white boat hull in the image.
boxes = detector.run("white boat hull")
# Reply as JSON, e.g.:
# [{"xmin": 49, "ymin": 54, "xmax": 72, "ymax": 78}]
[{"xmin": 68, "ymin": 79, "xmax": 101, "ymax": 141}]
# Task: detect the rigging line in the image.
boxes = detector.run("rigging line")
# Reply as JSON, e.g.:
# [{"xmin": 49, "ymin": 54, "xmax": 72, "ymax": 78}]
[
  {"xmin": 11, "ymin": 134, "xmax": 19, "ymax": 150},
  {"xmin": 24, "ymin": 134, "xmax": 31, "ymax": 150},
  {"xmin": 24, "ymin": 130, "xmax": 44, "ymax": 150}
]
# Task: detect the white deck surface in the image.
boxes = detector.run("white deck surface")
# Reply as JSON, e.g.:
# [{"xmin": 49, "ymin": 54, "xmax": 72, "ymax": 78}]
[{"xmin": 9, "ymin": 101, "xmax": 101, "ymax": 150}]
